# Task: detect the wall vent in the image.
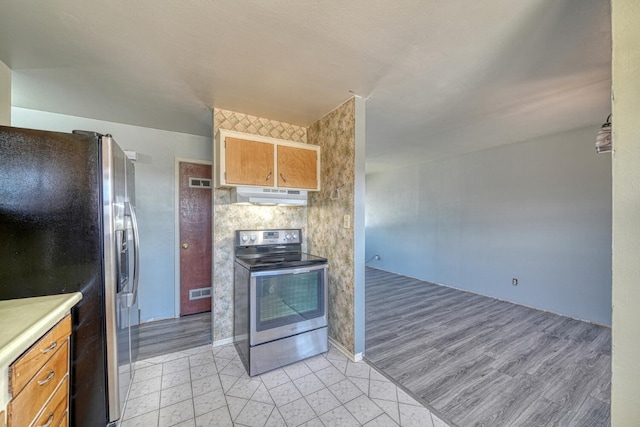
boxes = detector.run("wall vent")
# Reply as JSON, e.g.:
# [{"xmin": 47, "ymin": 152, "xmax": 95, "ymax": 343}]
[
  {"xmin": 189, "ymin": 287, "xmax": 212, "ymax": 300},
  {"xmin": 189, "ymin": 177, "xmax": 212, "ymax": 189}
]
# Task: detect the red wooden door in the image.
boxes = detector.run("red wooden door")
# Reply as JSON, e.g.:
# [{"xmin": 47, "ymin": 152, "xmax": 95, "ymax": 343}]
[{"xmin": 179, "ymin": 162, "xmax": 212, "ymax": 316}]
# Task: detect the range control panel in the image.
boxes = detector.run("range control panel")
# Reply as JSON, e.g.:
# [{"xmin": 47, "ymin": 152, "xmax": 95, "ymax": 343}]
[{"xmin": 235, "ymin": 229, "xmax": 302, "ymax": 246}]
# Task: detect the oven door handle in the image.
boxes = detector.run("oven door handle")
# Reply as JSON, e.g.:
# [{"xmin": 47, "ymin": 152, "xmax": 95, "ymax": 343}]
[{"xmin": 250, "ymin": 263, "xmax": 327, "ymax": 278}]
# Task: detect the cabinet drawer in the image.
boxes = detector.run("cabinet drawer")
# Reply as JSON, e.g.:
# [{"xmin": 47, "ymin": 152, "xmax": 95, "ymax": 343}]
[
  {"xmin": 8, "ymin": 340, "xmax": 69, "ymax": 427},
  {"xmin": 31, "ymin": 376, "xmax": 68, "ymax": 427},
  {"xmin": 10, "ymin": 315, "xmax": 71, "ymax": 396}
]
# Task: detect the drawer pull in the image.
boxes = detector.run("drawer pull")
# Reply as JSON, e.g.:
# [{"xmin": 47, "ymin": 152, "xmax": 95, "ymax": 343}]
[
  {"xmin": 41, "ymin": 341, "xmax": 57, "ymax": 354},
  {"xmin": 37, "ymin": 370, "xmax": 55, "ymax": 386},
  {"xmin": 38, "ymin": 413, "xmax": 55, "ymax": 427}
]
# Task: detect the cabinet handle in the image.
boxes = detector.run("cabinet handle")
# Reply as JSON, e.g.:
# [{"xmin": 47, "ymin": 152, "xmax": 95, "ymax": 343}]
[
  {"xmin": 38, "ymin": 413, "xmax": 55, "ymax": 427},
  {"xmin": 266, "ymin": 172, "xmax": 272, "ymax": 181},
  {"xmin": 41, "ymin": 341, "xmax": 57, "ymax": 354},
  {"xmin": 280, "ymin": 173, "xmax": 287, "ymax": 183},
  {"xmin": 37, "ymin": 370, "xmax": 55, "ymax": 386}
]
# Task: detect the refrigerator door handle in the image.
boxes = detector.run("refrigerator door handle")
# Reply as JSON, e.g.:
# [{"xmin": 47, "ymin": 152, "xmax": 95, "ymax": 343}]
[
  {"xmin": 115, "ymin": 230, "xmax": 125, "ymax": 291},
  {"xmin": 126, "ymin": 201, "xmax": 140, "ymax": 307}
]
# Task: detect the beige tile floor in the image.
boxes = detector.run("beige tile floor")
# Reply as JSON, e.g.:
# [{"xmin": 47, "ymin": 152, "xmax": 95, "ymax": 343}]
[{"xmin": 120, "ymin": 343, "xmax": 450, "ymax": 427}]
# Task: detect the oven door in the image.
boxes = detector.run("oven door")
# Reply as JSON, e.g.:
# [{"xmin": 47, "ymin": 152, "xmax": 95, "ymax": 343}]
[{"xmin": 250, "ymin": 264, "xmax": 327, "ymax": 346}]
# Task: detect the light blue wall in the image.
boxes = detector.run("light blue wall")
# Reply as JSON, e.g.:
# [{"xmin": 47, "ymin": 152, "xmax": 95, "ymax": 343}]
[
  {"xmin": 12, "ymin": 107, "xmax": 212, "ymax": 322},
  {"xmin": 366, "ymin": 126, "xmax": 612, "ymax": 326}
]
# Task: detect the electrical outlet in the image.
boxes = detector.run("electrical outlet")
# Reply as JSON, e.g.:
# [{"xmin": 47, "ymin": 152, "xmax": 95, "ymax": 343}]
[
  {"xmin": 343, "ymin": 214, "xmax": 351, "ymax": 229},
  {"xmin": 512, "ymin": 278, "xmax": 518, "ymax": 286}
]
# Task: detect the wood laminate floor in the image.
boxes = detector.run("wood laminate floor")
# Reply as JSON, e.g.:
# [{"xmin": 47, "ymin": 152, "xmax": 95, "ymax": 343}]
[
  {"xmin": 365, "ymin": 267, "xmax": 611, "ymax": 427},
  {"xmin": 133, "ymin": 311, "xmax": 212, "ymax": 360}
]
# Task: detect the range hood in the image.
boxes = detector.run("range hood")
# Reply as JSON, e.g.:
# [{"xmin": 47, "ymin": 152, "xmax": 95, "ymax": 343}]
[{"xmin": 230, "ymin": 186, "xmax": 308, "ymax": 206}]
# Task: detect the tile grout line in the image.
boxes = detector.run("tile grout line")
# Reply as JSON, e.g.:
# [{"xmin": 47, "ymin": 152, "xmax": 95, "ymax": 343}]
[
  {"xmin": 217, "ymin": 354, "xmax": 238, "ymax": 426},
  {"xmin": 125, "ymin": 343, "xmax": 438, "ymax": 427},
  {"xmin": 187, "ymin": 356, "xmax": 195, "ymax": 427}
]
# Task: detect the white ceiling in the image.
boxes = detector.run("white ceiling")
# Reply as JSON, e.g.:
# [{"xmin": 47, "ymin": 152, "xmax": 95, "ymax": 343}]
[{"xmin": 0, "ymin": 0, "xmax": 611, "ymax": 173}]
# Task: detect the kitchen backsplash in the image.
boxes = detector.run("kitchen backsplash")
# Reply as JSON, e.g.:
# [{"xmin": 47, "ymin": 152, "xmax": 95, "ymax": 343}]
[
  {"xmin": 212, "ymin": 108, "xmax": 308, "ymax": 342},
  {"xmin": 213, "ymin": 108, "xmax": 307, "ymax": 143}
]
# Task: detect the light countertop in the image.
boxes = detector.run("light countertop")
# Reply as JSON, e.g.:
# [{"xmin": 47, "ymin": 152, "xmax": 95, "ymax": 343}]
[{"xmin": 0, "ymin": 293, "xmax": 82, "ymax": 368}]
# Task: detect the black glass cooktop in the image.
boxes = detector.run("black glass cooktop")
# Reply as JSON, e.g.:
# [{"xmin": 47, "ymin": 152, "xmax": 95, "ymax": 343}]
[{"xmin": 235, "ymin": 252, "xmax": 327, "ymax": 271}]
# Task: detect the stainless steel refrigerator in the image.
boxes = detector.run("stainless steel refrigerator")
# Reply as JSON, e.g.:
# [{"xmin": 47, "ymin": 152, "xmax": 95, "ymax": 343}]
[{"xmin": 0, "ymin": 126, "xmax": 140, "ymax": 426}]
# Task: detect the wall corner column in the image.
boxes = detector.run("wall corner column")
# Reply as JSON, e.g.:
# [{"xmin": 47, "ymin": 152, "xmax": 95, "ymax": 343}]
[
  {"xmin": 611, "ymin": 0, "xmax": 640, "ymax": 424},
  {"xmin": 307, "ymin": 96, "xmax": 365, "ymax": 360},
  {"xmin": 353, "ymin": 96, "xmax": 366, "ymax": 356},
  {"xmin": 0, "ymin": 60, "xmax": 11, "ymax": 126}
]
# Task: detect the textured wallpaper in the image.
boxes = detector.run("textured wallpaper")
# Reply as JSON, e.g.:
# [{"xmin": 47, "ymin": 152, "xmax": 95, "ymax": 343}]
[
  {"xmin": 213, "ymin": 109, "xmax": 307, "ymax": 143},
  {"xmin": 212, "ymin": 108, "xmax": 308, "ymax": 342},
  {"xmin": 307, "ymin": 98, "xmax": 357, "ymax": 353}
]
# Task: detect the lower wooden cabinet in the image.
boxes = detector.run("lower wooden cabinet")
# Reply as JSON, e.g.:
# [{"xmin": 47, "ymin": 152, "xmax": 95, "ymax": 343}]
[
  {"xmin": 31, "ymin": 376, "xmax": 68, "ymax": 427},
  {"xmin": 7, "ymin": 315, "xmax": 71, "ymax": 427}
]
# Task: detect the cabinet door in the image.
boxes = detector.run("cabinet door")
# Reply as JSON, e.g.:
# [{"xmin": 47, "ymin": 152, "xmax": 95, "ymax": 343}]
[
  {"xmin": 225, "ymin": 137, "xmax": 275, "ymax": 186},
  {"xmin": 277, "ymin": 145, "xmax": 318, "ymax": 189}
]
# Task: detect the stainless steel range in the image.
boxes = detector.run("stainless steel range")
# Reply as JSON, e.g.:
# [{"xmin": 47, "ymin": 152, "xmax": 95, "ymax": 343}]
[{"xmin": 233, "ymin": 229, "xmax": 328, "ymax": 376}]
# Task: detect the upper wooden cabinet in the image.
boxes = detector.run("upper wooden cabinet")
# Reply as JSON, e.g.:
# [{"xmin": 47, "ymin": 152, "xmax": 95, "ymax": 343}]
[
  {"xmin": 225, "ymin": 137, "xmax": 275, "ymax": 186},
  {"xmin": 215, "ymin": 129, "xmax": 320, "ymax": 191},
  {"xmin": 277, "ymin": 145, "xmax": 318, "ymax": 189}
]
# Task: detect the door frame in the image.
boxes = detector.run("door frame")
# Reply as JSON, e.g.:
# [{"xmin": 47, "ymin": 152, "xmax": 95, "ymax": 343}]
[{"xmin": 174, "ymin": 157, "xmax": 213, "ymax": 318}]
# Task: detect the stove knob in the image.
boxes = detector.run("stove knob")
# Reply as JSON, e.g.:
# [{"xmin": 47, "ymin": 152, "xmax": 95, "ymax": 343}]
[
  {"xmin": 250, "ymin": 235, "xmax": 257, "ymax": 241},
  {"xmin": 285, "ymin": 233, "xmax": 291, "ymax": 240},
  {"xmin": 241, "ymin": 235, "xmax": 248, "ymax": 242},
  {"xmin": 292, "ymin": 233, "xmax": 298, "ymax": 240}
]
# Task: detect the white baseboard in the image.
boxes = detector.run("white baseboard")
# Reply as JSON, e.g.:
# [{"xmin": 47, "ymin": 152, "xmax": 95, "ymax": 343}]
[
  {"xmin": 213, "ymin": 337, "xmax": 233, "ymax": 347},
  {"xmin": 328, "ymin": 337, "xmax": 363, "ymax": 362}
]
